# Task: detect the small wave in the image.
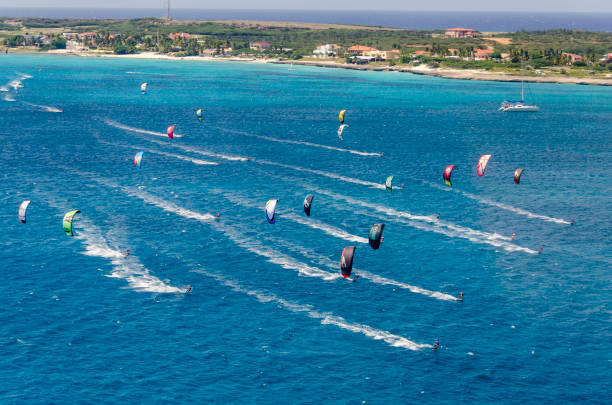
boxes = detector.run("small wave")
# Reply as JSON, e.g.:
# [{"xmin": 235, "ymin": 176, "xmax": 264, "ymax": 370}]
[
  {"xmin": 0, "ymin": 86, "xmax": 8, "ymax": 92},
  {"xmin": 2, "ymin": 94, "xmax": 16, "ymax": 102},
  {"xmin": 194, "ymin": 269, "xmax": 432, "ymax": 351},
  {"xmin": 219, "ymin": 127, "xmax": 384, "ymax": 157},
  {"xmin": 17, "ymin": 73, "xmax": 33, "ymax": 79}
]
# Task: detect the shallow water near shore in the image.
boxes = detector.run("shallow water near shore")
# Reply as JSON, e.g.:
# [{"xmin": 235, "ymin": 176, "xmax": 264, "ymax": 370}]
[{"xmin": 1, "ymin": 54, "xmax": 610, "ymax": 403}]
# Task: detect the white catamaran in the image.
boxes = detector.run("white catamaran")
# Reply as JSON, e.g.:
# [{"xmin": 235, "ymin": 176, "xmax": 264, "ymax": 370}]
[{"xmin": 499, "ymin": 60, "xmax": 539, "ymax": 112}]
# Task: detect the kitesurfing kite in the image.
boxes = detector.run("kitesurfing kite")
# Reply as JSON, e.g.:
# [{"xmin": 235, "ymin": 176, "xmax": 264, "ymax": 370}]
[
  {"xmin": 477, "ymin": 154, "xmax": 492, "ymax": 177},
  {"xmin": 62, "ymin": 210, "xmax": 80, "ymax": 237},
  {"xmin": 340, "ymin": 246, "xmax": 356, "ymax": 279},
  {"xmin": 265, "ymin": 199, "xmax": 279, "ymax": 224},
  {"xmin": 339, "ymin": 109, "xmax": 346, "ymax": 124},
  {"xmin": 368, "ymin": 223, "xmax": 385, "ymax": 250},
  {"xmin": 443, "ymin": 165, "xmax": 455, "ymax": 186},
  {"xmin": 337, "ymin": 124, "xmax": 348, "ymax": 140},
  {"xmin": 385, "ymin": 176, "xmax": 394, "ymax": 192},
  {"xmin": 134, "ymin": 151, "xmax": 144, "ymax": 168},
  {"xmin": 18, "ymin": 200, "xmax": 31, "ymax": 223},
  {"xmin": 196, "ymin": 109, "xmax": 203, "ymax": 122},
  {"xmin": 303, "ymin": 194, "xmax": 314, "ymax": 216},
  {"xmin": 140, "ymin": 82, "xmax": 148, "ymax": 94},
  {"xmin": 167, "ymin": 125, "xmax": 175, "ymax": 139},
  {"xmin": 514, "ymin": 168, "xmax": 524, "ymax": 184}
]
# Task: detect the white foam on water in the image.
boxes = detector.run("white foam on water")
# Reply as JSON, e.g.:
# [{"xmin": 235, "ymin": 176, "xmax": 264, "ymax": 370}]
[
  {"xmin": 147, "ymin": 137, "xmax": 250, "ymax": 162},
  {"xmin": 76, "ymin": 225, "xmax": 183, "ymax": 293},
  {"xmin": 282, "ymin": 212, "xmax": 369, "ymax": 244},
  {"xmin": 21, "ymin": 101, "xmax": 62, "ymax": 113},
  {"xmin": 314, "ymin": 188, "xmax": 538, "ymax": 254},
  {"xmin": 256, "ymin": 158, "xmax": 386, "ymax": 189},
  {"xmin": 219, "ymin": 127, "xmax": 383, "ymax": 157},
  {"xmin": 98, "ymin": 140, "xmax": 220, "ymax": 166},
  {"xmin": 103, "ymin": 118, "xmax": 168, "ymax": 137},
  {"xmin": 193, "ymin": 269, "xmax": 432, "ymax": 351},
  {"xmin": 267, "ymin": 236, "xmax": 458, "ymax": 302},
  {"xmin": 424, "ymin": 180, "xmax": 571, "ymax": 225},
  {"xmin": 211, "ymin": 190, "xmax": 369, "ymax": 244},
  {"xmin": 122, "ymin": 186, "xmax": 217, "ymax": 223}
]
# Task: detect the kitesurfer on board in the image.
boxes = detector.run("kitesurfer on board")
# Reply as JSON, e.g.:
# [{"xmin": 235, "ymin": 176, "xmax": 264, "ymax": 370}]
[
  {"xmin": 185, "ymin": 285, "xmax": 192, "ymax": 294},
  {"xmin": 433, "ymin": 340, "xmax": 440, "ymax": 350}
]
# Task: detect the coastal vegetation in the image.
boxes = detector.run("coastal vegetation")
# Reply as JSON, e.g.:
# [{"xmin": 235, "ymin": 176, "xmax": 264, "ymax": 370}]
[{"xmin": 1, "ymin": 17, "xmax": 610, "ymax": 78}]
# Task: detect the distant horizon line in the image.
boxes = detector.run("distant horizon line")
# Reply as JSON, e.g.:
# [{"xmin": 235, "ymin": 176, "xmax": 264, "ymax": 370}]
[{"xmin": 1, "ymin": 7, "xmax": 611, "ymax": 15}]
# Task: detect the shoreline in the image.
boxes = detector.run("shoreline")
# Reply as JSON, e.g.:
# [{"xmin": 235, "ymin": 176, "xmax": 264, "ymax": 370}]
[{"xmin": 32, "ymin": 50, "xmax": 611, "ymax": 86}]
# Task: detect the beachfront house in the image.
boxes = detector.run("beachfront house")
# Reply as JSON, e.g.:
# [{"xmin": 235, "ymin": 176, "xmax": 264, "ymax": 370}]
[
  {"xmin": 445, "ymin": 28, "xmax": 479, "ymax": 38},
  {"xmin": 61, "ymin": 32, "xmax": 78, "ymax": 39},
  {"xmin": 313, "ymin": 44, "xmax": 340, "ymax": 58},
  {"xmin": 23, "ymin": 35, "xmax": 50, "ymax": 47},
  {"xmin": 250, "ymin": 41, "xmax": 271, "ymax": 51},
  {"xmin": 600, "ymin": 53, "xmax": 612, "ymax": 62},
  {"xmin": 563, "ymin": 53, "xmax": 583, "ymax": 64},
  {"xmin": 474, "ymin": 49, "xmax": 494, "ymax": 60},
  {"xmin": 413, "ymin": 50, "xmax": 431, "ymax": 56}
]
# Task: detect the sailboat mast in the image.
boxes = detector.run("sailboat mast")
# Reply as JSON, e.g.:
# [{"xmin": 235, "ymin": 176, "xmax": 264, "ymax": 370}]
[{"xmin": 521, "ymin": 60, "xmax": 525, "ymax": 101}]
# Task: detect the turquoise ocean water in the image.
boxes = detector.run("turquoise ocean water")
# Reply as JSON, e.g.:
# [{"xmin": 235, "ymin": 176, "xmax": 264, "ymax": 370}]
[{"xmin": 0, "ymin": 54, "xmax": 610, "ymax": 403}]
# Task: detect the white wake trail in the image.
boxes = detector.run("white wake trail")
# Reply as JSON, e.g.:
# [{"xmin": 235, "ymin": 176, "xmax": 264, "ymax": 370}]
[
  {"xmin": 193, "ymin": 269, "xmax": 432, "ymax": 351},
  {"xmin": 21, "ymin": 101, "xmax": 62, "ymax": 113},
  {"xmin": 210, "ymin": 190, "xmax": 369, "ymax": 244},
  {"xmin": 266, "ymin": 236, "xmax": 459, "ymax": 302},
  {"xmin": 76, "ymin": 224, "xmax": 184, "ymax": 293},
  {"xmin": 145, "ymin": 137, "xmax": 249, "ymax": 161},
  {"xmin": 425, "ymin": 180, "xmax": 571, "ymax": 225},
  {"xmin": 314, "ymin": 188, "xmax": 538, "ymax": 254},
  {"xmin": 282, "ymin": 212, "xmax": 369, "ymax": 244},
  {"xmin": 219, "ymin": 127, "xmax": 384, "ymax": 157},
  {"xmin": 115, "ymin": 185, "xmax": 340, "ymax": 281},
  {"xmin": 98, "ymin": 140, "xmax": 220, "ymax": 166},
  {"xmin": 256, "ymin": 158, "xmax": 386, "ymax": 189},
  {"xmin": 103, "ymin": 118, "xmax": 168, "ymax": 137}
]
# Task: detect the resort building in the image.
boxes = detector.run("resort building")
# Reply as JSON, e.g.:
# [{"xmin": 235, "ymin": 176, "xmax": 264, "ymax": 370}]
[
  {"xmin": 413, "ymin": 50, "xmax": 431, "ymax": 56},
  {"xmin": 250, "ymin": 41, "xmax": 271, "ymax": 51},
  {"xmin": 312, "ymin": 44, "xmax": 341, "ymax": 58},
  {"xmin": 600, "ymin": 53, "xmax": 612, "ymax": 62},
  {"xmin": 445, "ymin": 28, "xmax": 479, "ymax": 38}
]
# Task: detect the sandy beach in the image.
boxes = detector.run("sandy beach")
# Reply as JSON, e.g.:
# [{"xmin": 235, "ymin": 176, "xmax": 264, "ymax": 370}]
[{"xmin": 45, "ymin": 49, "xmax": 612, "ymax": 86}]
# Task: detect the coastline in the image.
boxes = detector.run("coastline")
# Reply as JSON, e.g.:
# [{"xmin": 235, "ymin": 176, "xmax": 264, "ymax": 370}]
[{"xmin": 39, "ymin": 50, "xmax": 612, "ymax": 86}]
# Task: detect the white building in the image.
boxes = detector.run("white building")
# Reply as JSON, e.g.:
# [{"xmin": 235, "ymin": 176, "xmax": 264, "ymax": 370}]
[{"xmin": 313, "ymin": 44, "xmax": 340, "ymax": 58}]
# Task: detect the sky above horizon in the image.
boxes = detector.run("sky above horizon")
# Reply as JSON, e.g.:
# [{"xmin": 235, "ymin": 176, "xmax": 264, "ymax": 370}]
[{"xmin": 1, "ymin": 1, "xmax": 611, "ymax": 13}]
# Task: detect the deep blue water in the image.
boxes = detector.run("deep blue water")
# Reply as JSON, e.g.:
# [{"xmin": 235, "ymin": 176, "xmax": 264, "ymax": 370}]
[
  {"xmin": 1, "ymin": 8, "xmax": 612, "ymax": 32},
  {"xmin": 1, "ymin": 54, "xmax": 611, "ymax": 403}
]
